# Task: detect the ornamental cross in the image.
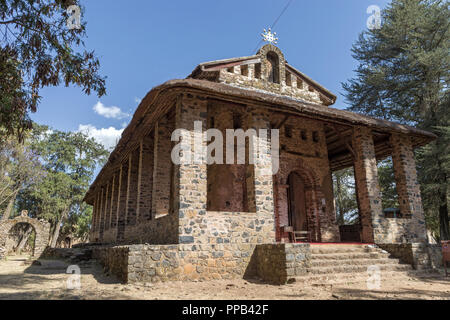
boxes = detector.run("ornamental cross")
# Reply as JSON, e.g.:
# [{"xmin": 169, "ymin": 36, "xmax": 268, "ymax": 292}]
[{"xmin": 261, "ymin": 28, "xmax": 278, "ymax": 44}]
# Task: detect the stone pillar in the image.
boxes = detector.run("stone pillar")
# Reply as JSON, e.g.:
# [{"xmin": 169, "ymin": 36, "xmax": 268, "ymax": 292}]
[
  {"xmin": 352, "ymin": 126, "xmax": 383, "ymax": 243},
  {"xmin": 95, "ymin": 192, "xmax": 101, "ymax": 239},
  {"xmin": 175, "ymin": 93, "xmax": 208, "ymax": 244},
  {"xmin": 109, "ymin": 175, "xmax": 116, "ymax": 229},
  {"xmin": 117, "ymin": 162, "xmax": 128, "ymax": 242},
  {"xmin": 127, "ymin": 149, "xmax": 139, "ymax": 226},
  {"xmin": 90, "ymin": 197, "xmax": 97, "ymax": 242},
  {"xmin": 152, "ymin": 116, "xmax": 174, "ymax": 219},
  {"xmin": 99, "ymin": 187, "xmax": 105, "ymax": 241},
  {"xmin": 390, "ymin": 133, "xmax": 427, "ymax": 243},
  {"xmin": 139, "ymin": 134, "xmax": 154, "ymax": 222},
  {"xmin": 111, "ymin": 172, "xmax": 119, "ymax": 230},
  {"xmin": 103, "ymin": 182, "xmax": 110, "ymax": 232},
  {"xmin": 136, "ymin": 141, "xmax": 143, "ymax": 222},
  {"xmin": 244, "ymin": 107, "xmax": 276, "ymax": 241}
]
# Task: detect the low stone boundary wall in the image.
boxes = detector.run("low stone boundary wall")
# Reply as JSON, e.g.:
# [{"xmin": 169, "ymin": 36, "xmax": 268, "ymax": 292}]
[
  {"xmin": 91, "ymin": 243, "xmax": 312, "ymax": 285},
  {"xmin": 255, "ymin": 244, "xmax": 311, "ymax": 284},
  {"xmin": 427, "ymin": 244, "xmax": 443, "ymax": 268},
  {"xmin": 92, "ymin": 246, "xmax": 129, "ymax": 283},
  {"xmin": 92, "ymin": 243, "xmax": 260, "ymax": 284},
  {"xmin": 377, "ymin": 243, "xmax": 443, "ymax": 270}
]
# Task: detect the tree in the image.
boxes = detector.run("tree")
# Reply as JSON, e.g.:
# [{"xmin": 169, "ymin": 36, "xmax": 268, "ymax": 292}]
[
  {"xmin": 333, "ymin": 168, "xmax": 358, "ymax": 225},
  {"xmin": 16, "ymin": 124, "xmax": 108, "ymax": 246},
  {"xmin": 377, "ymin": 157, "xmax": 399, "ymax": 210},
  {"xmin": 0, "ymin": 0, "xmax": 106, "ymax": 141},
  {"xmin": 0, "ymin": 132, "xmax": 44, "ymax": 220},
  {"xmin": 342, "ymin": 0, "xmax": 449, "ymax": 240}
]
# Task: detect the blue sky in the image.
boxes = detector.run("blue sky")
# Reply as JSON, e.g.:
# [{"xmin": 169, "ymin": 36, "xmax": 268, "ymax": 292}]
[{"xmin": 31, "ymin": 0, "xmax": 390, "ymax": 150}]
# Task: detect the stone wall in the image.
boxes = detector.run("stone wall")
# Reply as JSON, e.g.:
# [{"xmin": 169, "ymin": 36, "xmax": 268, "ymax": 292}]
[
  {"xmin": 91, "ymin": 243, "xmax": 312, "ymax": 285},
  {"xmin": 275, "ymin": 116, "xmax": 339, "ymax": 243},
  {"xmin": 427, "ymin": 244, "xmax": 443, "ymax": 269},
  {"xmin": 377, "ymin": 243, "xmax": 441, "ymax": 270},
  {"xmin": 390, "ymin": 133, "xmax": 427, "ymax": 243},
  {"xmin": 92, "ymin": 246, "xmax": 129, "ymax": 283},
  {"xmin": 255, "ymin": 243, "xmax": 311, "ymax": 285},
  {"xmin": 94, "ymin": 243, "xmax": 259, "ymax": 284},
  {"xmin": 218, "ymin": 44, "xmax": 325, "ymax": 106}
]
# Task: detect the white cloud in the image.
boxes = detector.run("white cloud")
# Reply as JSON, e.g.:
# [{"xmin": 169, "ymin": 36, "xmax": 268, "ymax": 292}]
[
  {"xmin": 93, "ymin": 101, "xmax": 129, "ymax": 120},
  {"xmin": 78, "ymin": 124, "xmax": 124, "ymax": 151}
]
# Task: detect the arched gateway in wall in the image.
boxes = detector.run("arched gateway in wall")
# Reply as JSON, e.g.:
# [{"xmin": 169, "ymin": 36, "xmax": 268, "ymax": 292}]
[{"xmin": 0, "ymin": 216, "xmax": 50, "ymax": 257}]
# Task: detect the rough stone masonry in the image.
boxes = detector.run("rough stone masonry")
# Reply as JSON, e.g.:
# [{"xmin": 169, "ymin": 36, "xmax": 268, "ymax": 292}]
[{"xmin": 83, "ymin": 44, "xmax": 439, "ymax": 283}]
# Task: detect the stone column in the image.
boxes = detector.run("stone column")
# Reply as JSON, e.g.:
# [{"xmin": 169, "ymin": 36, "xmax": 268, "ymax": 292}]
[
  {"xmin": 139, "ymin": 134, "xmax": 154, "ymax": 222},
  {"xmin": 103, "ymin": 182, "xmax": 110, "ymax": 232},
  {"xmin": 99, "ymin": 188, "xmax": 105, "ymax": 241},
  {"xmin": 352, "ymin": 126, "xmax": 383, "ymax": 243},
  {"xmin": 90, "ymin": 197, "xmax": 97, "ymax": 242},
  {"xmin": 174, "ymin": 93, "xmax": 208, "ymax": 244},
  {"xmin": 117, "ymin": 162, "xmax": 129, "ymax": 242},
  {"xmin": 127, "ymin": 149, "xmax": 140, "ymax": 226},
  {"xmin": 244, "ymin": 107, "xmax": 276, "ymax": 242},
  {"xmin": 390, "ymin": 133, "xmax": 427, "ymax": 243},
  {"xmin": 95, "ymin": 192, "xmax": 101, "ymax": 239},
  {"xmin": 136, "ymin": 141, "xmax": 143, "ymax": 222},
  {"xmin": 152, "ymin": 116, "xmax": 174, "ymax": 219},
  {"xmin": 111, "ymin": 172, "xmax": 119, "ymax": 230},
  {"xmin": 109, "ymin": 175, "xmax": 116, "ymax": 229}
]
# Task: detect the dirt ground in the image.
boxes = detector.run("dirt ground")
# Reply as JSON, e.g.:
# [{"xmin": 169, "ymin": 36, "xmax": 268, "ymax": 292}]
[{"xmin": 0, "ymin": 255, "xmax": 448, "ymax": 300}]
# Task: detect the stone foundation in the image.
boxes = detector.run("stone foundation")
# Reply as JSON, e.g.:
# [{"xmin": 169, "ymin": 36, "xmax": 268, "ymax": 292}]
[
  {"xmin": 90, "ymin": 243, "xmax": 312, "ymax": 285},
  {"xmin": 377, "ymin": 243, "xmax": 442, "ymax": 270},
  {"xmin": 255, "ymin": 244, "xmax": 311, "ymax": 284},
  {"xmin": 93, "ymin": 243, "xmax": 258, "ymax": 284}
]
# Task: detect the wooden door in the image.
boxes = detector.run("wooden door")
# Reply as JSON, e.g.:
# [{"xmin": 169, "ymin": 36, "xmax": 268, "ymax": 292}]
[{"xmin": 288, "ymin": 172, "xmax": 308, "ymax": 232}]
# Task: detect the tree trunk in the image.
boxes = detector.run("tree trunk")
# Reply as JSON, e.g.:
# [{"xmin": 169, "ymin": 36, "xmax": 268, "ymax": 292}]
[
  {"xmin": 16, "ymin": 225, "xmax": 33, "ymax": 252},
  {"xmin": 335, "ymin": 176, "xmax": 344, "ymax": 226},
  {"xmin": 439, "ymin": 192, "xmax": 449, "ymax": 241},
  {"xmin": 50, "ymin": 209, "xmax": 68, "ymax": 248},
  {"xmin": 1, "ymin": 190, "xmax": 18, "ymax": 221}
]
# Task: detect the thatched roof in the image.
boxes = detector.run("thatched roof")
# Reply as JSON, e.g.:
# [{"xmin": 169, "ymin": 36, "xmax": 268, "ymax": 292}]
[{"xmin": 84, "ymin": 78, "xmax": 436, "ymax": 203}]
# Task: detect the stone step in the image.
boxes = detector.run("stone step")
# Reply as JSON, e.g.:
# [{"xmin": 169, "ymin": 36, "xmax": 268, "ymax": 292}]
[
  {"xmin": 310, "ymin": 252, "xmax": 391, "ymax": 260},
  {"xmin": 310, "ymin": 258, "xmax": 402, "ymax": 268},
  {"xmin": 310, "ymin": 245, "xmax": 376, "ymax": 254},
  {"xmin": 304, "ymin": 263, "xmax": 412, "ymax": 275},
  {"xmin": 292, "ymin": 270, "xmax": 418, "ymax": 285},
  {"xmin": 293, "ymin": 269, "xmax": 441, "ymax": 285}
]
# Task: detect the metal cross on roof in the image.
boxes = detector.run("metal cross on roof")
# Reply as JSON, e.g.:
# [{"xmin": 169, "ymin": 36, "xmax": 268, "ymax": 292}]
[{"xmin": 261, "ymin": 28, "xmax": 279, "ymax": 44}]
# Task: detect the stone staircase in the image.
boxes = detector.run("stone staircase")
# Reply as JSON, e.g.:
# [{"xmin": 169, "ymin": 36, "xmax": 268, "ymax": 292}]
[{"xmin": 293, "ymin": 244, "xmax": 428, "ymax": 285}]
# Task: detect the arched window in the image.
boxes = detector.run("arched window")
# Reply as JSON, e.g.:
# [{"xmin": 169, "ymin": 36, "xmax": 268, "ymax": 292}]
[{"xmin": 267, "ymin": 51, "xmax": 280, "ymax": 84}]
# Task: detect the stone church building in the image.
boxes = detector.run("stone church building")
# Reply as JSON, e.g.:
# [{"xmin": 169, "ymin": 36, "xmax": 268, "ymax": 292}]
[{"xmin": 84, "ymin": 44, "xmax": 439, "ymax": 284}]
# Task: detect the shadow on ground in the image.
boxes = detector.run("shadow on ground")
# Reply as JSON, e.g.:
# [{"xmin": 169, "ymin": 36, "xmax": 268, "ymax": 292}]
[{"xmin": 0, "ymin": 256, "xmax": 125, "ymax": 300}]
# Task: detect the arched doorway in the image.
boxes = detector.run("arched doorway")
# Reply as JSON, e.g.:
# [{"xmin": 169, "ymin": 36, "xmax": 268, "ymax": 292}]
[
  {"xmin": 288, "ymin": 172, "xmax": 308, "ymax": 233},
  {"xmin": 0, "ymin": 216, "xmax": 50, "ymax": 258},
  {"xmin": 275, "ymin": 158, "xmax": 326, "ymax": 243},
  {"xmin": 6, "ymin": 222, "xmax": 37, "ymax": 256}
]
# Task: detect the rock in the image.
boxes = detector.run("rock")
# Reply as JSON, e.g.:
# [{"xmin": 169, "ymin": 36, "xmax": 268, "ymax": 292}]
[
  {"xmin": 32, "ymin": 260, "xmax": 42, "ymax": 266},
  {"xmin": 287, "ymin": 278, "xmax": 296, "ymax": 284}
]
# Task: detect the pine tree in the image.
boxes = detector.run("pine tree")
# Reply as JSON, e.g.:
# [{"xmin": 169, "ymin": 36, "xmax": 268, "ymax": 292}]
[{"xmin": 342, "ymin": 0, "xmax": 449, "ymax": 240}]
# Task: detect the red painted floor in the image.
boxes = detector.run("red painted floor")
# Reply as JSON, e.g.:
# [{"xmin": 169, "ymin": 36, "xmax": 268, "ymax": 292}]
[{"xmin": 295, "ymin": 242, "xmax": 374, "ymax": 245}]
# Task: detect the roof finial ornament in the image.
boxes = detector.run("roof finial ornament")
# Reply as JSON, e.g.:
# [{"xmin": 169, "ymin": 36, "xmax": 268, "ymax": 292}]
[{"xmin": 261, "ymin": 28, "xmax": 278, "ymax": 44}]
